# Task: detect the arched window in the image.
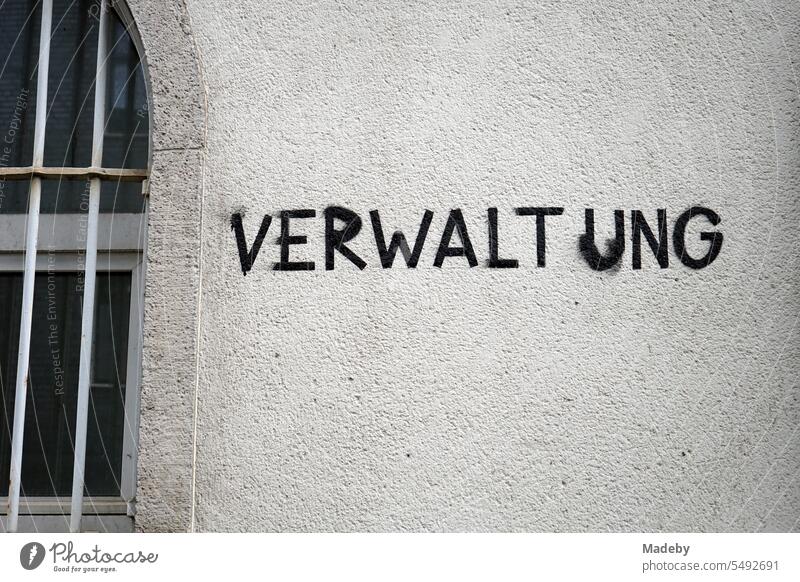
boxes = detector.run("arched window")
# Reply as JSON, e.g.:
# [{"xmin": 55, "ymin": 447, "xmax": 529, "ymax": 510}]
[{"xmin": 0, "ymin": 0, "xmax": 149, "ymax": 532}]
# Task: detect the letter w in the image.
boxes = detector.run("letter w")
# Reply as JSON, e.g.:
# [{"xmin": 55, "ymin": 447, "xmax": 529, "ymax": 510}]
[{"xmin": 370, "ymin": 210, "xmax": 433, "ymax": 268}]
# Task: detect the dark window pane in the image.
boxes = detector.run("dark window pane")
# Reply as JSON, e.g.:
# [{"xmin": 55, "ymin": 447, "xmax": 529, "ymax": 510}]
[
  {"xmin": 0, "ymin": 0, "xmax": 40, "ymax": 171},
  {"xmin": 0, "ymin": 182, "xmax": 30, "ymax": 214},
  {"xmin": 99, "ymin": 180, "xmax": 145, "ymax": 213},
  {"xmin": 41, "ymin": 177, "xmax": 90, "ymax": 213},
  {"xmin": 102, "ymin": 10, "xmax": 149, "ymax": 171},
  {"xmin": 42, "ymin": 0, "xmax": 99, "ymax": 168},
  {"xmin": 0, "ymin": 271, "xmax": 131, "ymax": 497},
  {"xmin": 0, "ymin": 0, "xmax": 40, "ymax": 215}
]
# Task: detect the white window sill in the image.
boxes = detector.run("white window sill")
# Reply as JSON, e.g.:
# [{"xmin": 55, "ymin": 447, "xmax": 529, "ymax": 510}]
[
  {"xmin": 0, "ymin": 497, "xmax": 134, "ymax": 532},
  {"xmin": 1, "ymin": 515, "xmax": 133, "ymax": 533}
]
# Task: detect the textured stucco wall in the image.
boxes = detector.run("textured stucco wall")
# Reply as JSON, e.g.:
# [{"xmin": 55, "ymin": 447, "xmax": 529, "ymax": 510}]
[
  {"xmin": 138, "ymin": 0, "xmax": 800, "ymax": 531},
  {"xmin": 128, "ymin": 0, "xmax": 206, "ymax": 532}
]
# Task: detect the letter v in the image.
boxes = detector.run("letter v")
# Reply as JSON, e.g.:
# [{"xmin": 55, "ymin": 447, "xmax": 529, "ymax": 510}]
[{"xmin": 231, "ymin": 213, "xmax": 272, "ymax": 275}]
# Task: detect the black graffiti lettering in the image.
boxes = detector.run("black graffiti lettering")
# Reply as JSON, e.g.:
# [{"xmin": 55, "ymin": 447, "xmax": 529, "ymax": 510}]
[
  {"xmin": 231, "ymin": 213, "xmax": 272, "ymax": 275},
  {"xmin": 515, "ymin": 207, "xmax": 564, "ymax": 267},
  {"xmin": 274, "ymin": 209, "xmax": 316, "ymax": 271},
  {"xmin": 370, "ymin": 210, "xmax": 434, "ymax": 269},
  {"xmin": 578, "ymin": 209, "xmax": 625, "ymax": 271},
  {"xmin": 631, "ymin": 209, "xmax": 668, "ymax": 269},
  {"xmin": 673, "ymin": 206, "xmax": 723, "ymax": 269},
  {"xmin": 434, "ymin": 209, "xmax": 478, "ymax": 268},
  {"xmin": 232, "ymin": 204, "xmax": 724, "ymax": 274},
  {"xmin": 325, "ymin": 206, "xmax": 367, "ymax": 270},
  {"xmin": 486, "ymin": 207, "xmax": 519, "ymax": 268}
]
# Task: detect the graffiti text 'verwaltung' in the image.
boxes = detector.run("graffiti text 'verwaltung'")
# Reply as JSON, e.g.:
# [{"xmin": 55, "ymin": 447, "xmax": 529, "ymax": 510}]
[{"xmin": 230, "ymin": 206, "xmax": 723, "ymax": 275}]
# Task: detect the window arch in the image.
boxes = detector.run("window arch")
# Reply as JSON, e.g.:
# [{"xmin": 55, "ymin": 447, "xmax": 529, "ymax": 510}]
[{"xmin": 0, "ymin": 0, "xmax": 150, "ymax": 532}]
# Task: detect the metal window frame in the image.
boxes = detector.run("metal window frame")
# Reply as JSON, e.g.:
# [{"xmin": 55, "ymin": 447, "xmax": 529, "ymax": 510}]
[
  {"xmin": 2, "ymin": 0, "xmax": 149, "ymax": 533},
  {"xmin": 0, "ymin": 251, "xmax": 145, "ymax": 526},
  {"xmin": 0, "ymin": 255, "xmax": 143, "ymax": 507}
]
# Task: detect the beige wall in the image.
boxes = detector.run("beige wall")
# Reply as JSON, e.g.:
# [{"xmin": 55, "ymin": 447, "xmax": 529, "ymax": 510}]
[{"xmin": 136, "ymin": 0, "xmax": 800, "ymax": 532}]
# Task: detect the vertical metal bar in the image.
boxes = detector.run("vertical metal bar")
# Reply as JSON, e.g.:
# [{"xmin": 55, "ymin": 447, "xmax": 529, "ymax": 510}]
[
  {"xmin": 70, "ymin": 0, "xmax": 108, "ymax": 533},
  {"xmin": 7, "ymin": 0, "xmax": 54, "ymax": 533},
  {"xmin": 31, "ymin": 2, "xmax": 52, "ymax": 170}
]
